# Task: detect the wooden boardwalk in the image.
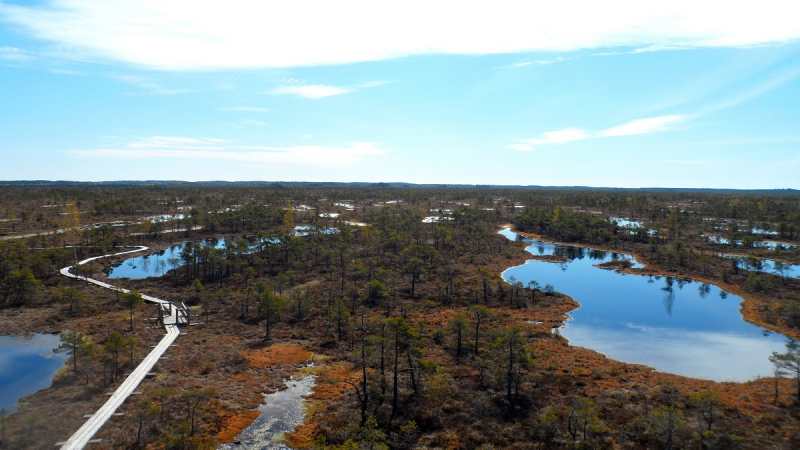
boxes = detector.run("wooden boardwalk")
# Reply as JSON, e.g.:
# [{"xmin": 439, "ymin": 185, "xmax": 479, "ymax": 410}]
[{"xmin": 57, "ymin": 246, "xmax": 186, "ymax": 449}]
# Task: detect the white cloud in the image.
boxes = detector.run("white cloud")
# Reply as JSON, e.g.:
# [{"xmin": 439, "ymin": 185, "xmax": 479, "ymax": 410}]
[
  {"xmin": 508, "ymin": 115, "xmax": 687, "ymax": 151},
  {"xmin": 599, "ymin": 115, "xmax": 687, "ymax": 137},
  {"xmin": 243, "ymin": 119, "xmax": 265, "ymax": 126},
  {"xmin": 71, "ymin": 136, "xmax": 389, "ymax": 166},
  {"xmin": 218, "ymin": 106, "xmax": 271, "ymax": 112},
  {"xmin": 268, "ymin": 84, "xmax": 355, "ymax": 99},
  {"xmin": 268, "ymin": 80, "xmax": 390, "ymax": 99},
  {"xmin": 2, "ymin": 1, "xmax": 799, "ymax": 70}
]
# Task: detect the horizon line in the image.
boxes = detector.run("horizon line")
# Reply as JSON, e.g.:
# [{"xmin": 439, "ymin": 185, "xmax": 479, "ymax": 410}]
[{"xmin": 0, "ymin": 180, "xmax": 797, "ymax": 193}]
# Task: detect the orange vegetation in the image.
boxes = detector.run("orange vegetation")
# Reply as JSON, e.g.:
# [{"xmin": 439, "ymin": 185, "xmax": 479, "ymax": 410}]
[
  {"xmin": 285, "ymin": 423, "xmax": 318, "ymax": 448},
  {"xmin": 310, "ymin": 365, "xmax": 360, "ymax": 401},
  {"xmin": 218, "ymin": 344, "xmax": 317, "ymax": 443},
  {"xmin": 231, "ymin": 372, "xmax": 256, "ymax": 382},
  {"xmin": 244, "ymin": 344, "xmax": 313, "ymax": 368},
  {"xmin": 216, "ymin": 410, "xmax": 261, "ymax": 443},
  {"xmin": 285, "ymin": 364, "xmax": 360, "ymax": 447},
  {"xmin": 214, "ymin": 335, "xmax": 242, "ymax": 344}
]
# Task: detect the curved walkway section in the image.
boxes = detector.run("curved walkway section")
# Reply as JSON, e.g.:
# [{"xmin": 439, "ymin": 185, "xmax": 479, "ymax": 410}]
[{"xmin": 58, "ymin": 246, "xmax": 182, "ymax": 450}]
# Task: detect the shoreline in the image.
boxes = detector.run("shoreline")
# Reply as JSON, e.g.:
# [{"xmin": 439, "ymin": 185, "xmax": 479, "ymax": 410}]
[{"xmin": 500, "ymin": 224, "xmax": 800, "ymax": 349}]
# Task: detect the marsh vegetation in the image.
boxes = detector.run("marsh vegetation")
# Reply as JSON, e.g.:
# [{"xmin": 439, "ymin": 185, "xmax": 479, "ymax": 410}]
[{"xmin": 1, "ymin": 183, "xmax": 800, "ymax": 448}]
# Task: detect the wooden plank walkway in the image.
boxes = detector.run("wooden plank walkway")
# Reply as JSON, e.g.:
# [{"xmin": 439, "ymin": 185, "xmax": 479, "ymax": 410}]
[{"xmin": 57, "ymin": 246, "xmax": 184, "ymax": 449}]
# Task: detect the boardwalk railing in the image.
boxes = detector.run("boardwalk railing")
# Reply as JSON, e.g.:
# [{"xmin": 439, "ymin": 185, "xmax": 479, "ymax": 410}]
[{"xmin": 56, "ymin": 246, "xmax": 191, "ymax": 449}]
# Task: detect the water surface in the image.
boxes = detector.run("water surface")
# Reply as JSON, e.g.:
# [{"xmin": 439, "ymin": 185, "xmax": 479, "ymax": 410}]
[
  {"xmin": 103, "ymin": 238, "xmax": 231, "ymax": 279},
  {"xmin": 500, "ymin": 228, "xmax": 789, "ymax": 382},
  {"xmin": 220, "ymin": 376, "xmax": 315, "ymax": 449},
  {"xmin": 723, "ymin": 255, "xmax": 800, "ymax": 280},
  {"xmin": 104, "ymin": 226, "xmax": 337, "ymax": 279},
  {"xmin": 608, "ymin": 217, "xmax": 657, "ymax": 236},
  {"xmin": 0, "ymin": 333, "xmax": 67, "ymax": 412}
]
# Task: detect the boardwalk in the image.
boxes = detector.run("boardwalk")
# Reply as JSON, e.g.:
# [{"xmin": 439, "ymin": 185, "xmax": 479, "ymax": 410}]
[{"xmin": 57, "ymin": 246, "xmax": 186, "ymax": 449}]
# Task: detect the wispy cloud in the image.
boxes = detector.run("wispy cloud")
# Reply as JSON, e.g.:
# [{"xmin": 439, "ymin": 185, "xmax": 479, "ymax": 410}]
[
  {"xmin": 594, "ymin": 45, "xmax": 692, "ymax": 57},
  {"xmin": 508, "ymin": 115, "xmax": 688, "ymax": 151},
  {"xmin": 698, "ymin": 64, "xmax": 800, "ymax": 114},
  {"xmin": 243, "ymin": 119, "xmax": 265, "ymax": 126},
  {"xmin": 3, "ymin": 2, "xmax": 799, "ymax": 70},
  {"xmin": 71, "ymin": 136, "xmax": 389, "ymax": 166},
  {"xmin": 268, "ymin": 80, "xmax": 390, "ymax": 99},
  {"xmin": 268, "ymin": 84, "xmax": 355, "ymax": 100},
  {"xmin": 0, "ymin": 46, "xmax": 33, "ymax": 61},
  {"xmin": 115, "ymin": 74, "xmax": 193, "ymax": 95},
  {"xmin": 506, "ymin": 57, "xmax": 568, "ymax": 68},
  {"xmin": 662, "ymin": 159, "xmax": 721, "ymax": 166},
  {"xmin": 356, "ymin": 80, "xmax": 392, "ymax": 88},
  {"xmin": 599, "ymin": 115, "xmax": 687, "ymax": 137},
  {"xmin": 217, "ymin": 106, "xmax": 271, "ymax": 113},
  {"xmin": 49, "ymin": 68, "xmax": 85, "ymax": 75},
  {"xmin": 126, "ymin": 136, "xmax": 229, "ymax": 150}
]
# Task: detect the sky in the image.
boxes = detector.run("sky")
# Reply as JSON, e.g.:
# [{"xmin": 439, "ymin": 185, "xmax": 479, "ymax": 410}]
[{"xmin": 1, "ymin": 1, "xmax": 799, "ymax": 189}]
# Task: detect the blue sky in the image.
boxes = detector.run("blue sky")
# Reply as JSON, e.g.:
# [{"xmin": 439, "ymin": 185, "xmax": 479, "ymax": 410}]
[{"xmin": 1, "ymin": 1, "xmax": 799, "ymax": 188}]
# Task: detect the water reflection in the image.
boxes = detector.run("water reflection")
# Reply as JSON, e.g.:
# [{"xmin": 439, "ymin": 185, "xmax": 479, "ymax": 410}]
[
  {"xmin": 721, "ymin": 255, "xmax": 800, "ymax": 280},
  {"xmin": 220, "ymin": 376, "xmax": 315, "ymax": 449},
  {"xmin": 499, "ymin": 228, "xmax": 642, "ymax": 269},
  {"xmin": 705, "ymin": 234, "xmax": 797, "ymax": 251},
  {"xmin": 0, "ymin": 333, "xmax": 67, "ymax": 412},
  {"xmin": 661, "ymin": 277, "xmax": 675, "ymax": 316},
  {"xmin": 499, "ymin": 228, "xmax": 789, "ymax": 382},
  {"xmin": 103, "ymin": 238, "xmax": 230, "ymax": 279},
  {"xmin": 104, "ymin": 226, "xmax": 339, "ymax": 279}
]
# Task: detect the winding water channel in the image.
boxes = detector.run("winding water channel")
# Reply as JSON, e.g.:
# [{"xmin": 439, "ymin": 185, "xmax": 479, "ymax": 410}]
[{"xmin": 499, "ymin": 228, "xmax": 790, "ymax": 382}]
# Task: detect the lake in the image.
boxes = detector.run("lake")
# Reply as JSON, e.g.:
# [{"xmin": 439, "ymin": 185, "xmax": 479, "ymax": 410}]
[
  {"xmin": 499, "ymin": 228, "xmax": 790, "ymax": 382},
  {"xmin": 0, "ymin": 333, "xmax": 67, "ymax": 412}
]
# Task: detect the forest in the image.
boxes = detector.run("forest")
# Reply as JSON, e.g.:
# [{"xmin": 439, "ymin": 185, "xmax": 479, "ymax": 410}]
[{"xmin": 1, "ymin": 183, "xmax": 800, "ymax": 449}]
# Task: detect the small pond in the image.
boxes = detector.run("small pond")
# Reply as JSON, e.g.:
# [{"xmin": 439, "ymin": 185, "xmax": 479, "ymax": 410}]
[
  {"xmin": 751, "ymin": 228, "xmax": 779, "ymax": 235},
  {"xmin": 500, "ymin": 228, "xmax": 790, "ymax": 382},
  {"xmin": 722, "ymin": 255, "xmax": 800, "ymax": 280},
  {"xmin": 609, "ymin": 217, "xmax": 643, "ymax": 228},
  {"xmin": 104, "ymin": 226, "xmax": 338, "ymax": 279},
  {"xmin": 705, "ymin": 234, "xmax": 797, "ymax": 250},
  {"xmin": 142, "ymin": 214, "xmax": 185, "ymax": 222},
  {"xmin": 422, "ymin": 216, "xmax": 453, "ymax": 223},
  {"xmin": 103, "ymin": 238, "xmax": 231, "ymax": 279},
  {"xmin": 0, "ymin": 333, "xmax": 67, "ymax": 412},
  {"xmin": 220, "ymin": 376, "xmax": 315, "ymax": 449},
  {"xmin": 293, "ymin": 226, "xmax": 338, "ymax": 237},
  {"xmin": 757, "ymin": 241, "xmax": 798, "ymax": 251},
  {"xmin": 608, "ymin": 217, "xmax": 657, "ymax": 236}
]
